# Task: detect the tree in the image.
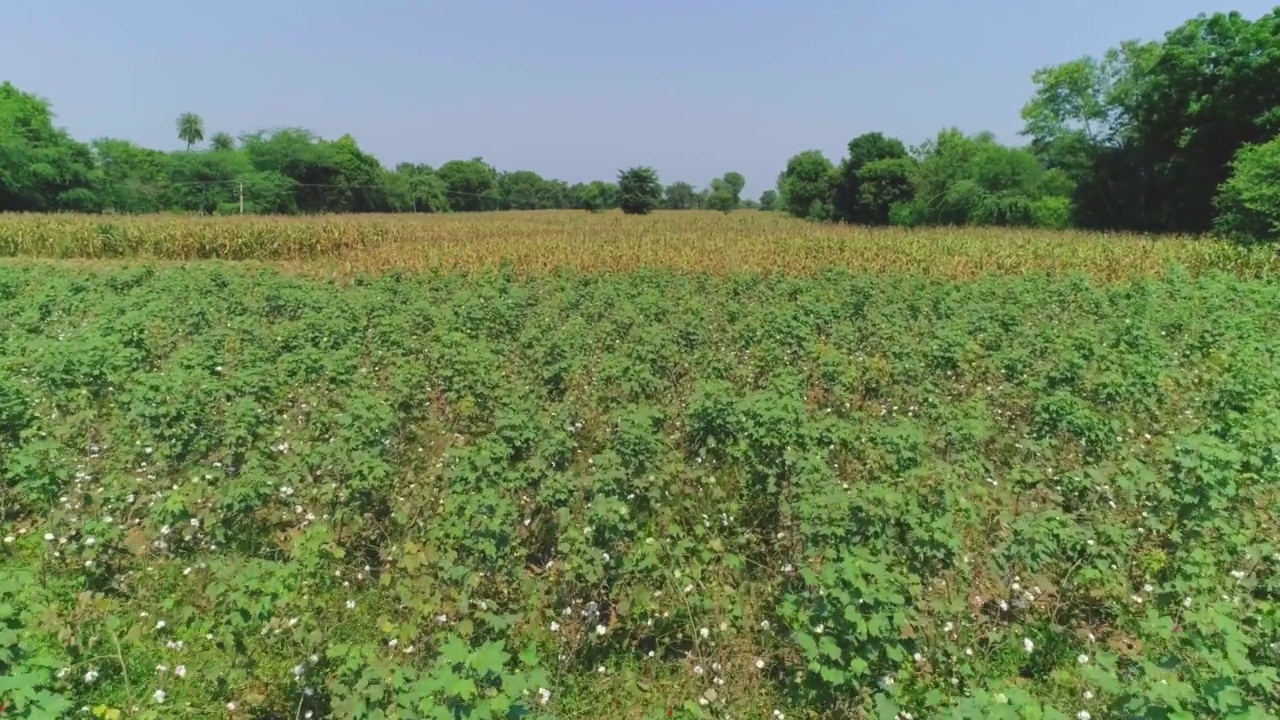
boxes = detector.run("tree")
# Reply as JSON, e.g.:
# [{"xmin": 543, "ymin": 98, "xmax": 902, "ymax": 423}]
[
  {"xmin": 329, "ymin": 133, "xmax": 389, "ymax": 212},
  {"xmin": 720, "ymin": 172, "xmax": 745, "ymax": 197},
  {"xmin": 163, "ymin": 148, "xmax": 248, "ymax": 214},
  {"xmin": 391, "ymin": 163, "xmax": 449, "ymax": 213},
  {"xmin": 1022, "ymin": 9, "xmax": 1280, "ymax": 233},
  {"xmin": 1215, "ymin": 136, "xmax": 1280, "ymax": 242},
  {"xmin": 1126, "ymin": 10, "xmax": 1280, "ymax": 232},
  {"xmin": 1021, "ymin": 42, "xmax": 1157, "ymax": 229},
  {"xmin": 833, "ymin": 133, "xmax": 909, "ymax": 223},
  {"xmin": 758, "ymin": 189, "xmax": 777, "ymax": 211},
  {"xmin": 580, "ymin": 180, "xmax": 618, "ymax": 213},
  {"xmin": 777, "ymin": 150, "xmax": 836, "ymax": 219},
  {"xmin": 707, "ymin": 172, "xmax": 745, "ymax": 213},
  {"xmin": 855, "ymin": 158, "xmax": 916, "ymax": 225},
  {"xmin": 0, "ymin": 81, "xmax": 100, "ymax": 212},
  {"xmin": 663, "ymin": 181, "xmax": 698, "ymax": 210},
  {"xmin": 617, "ymin": 166, "xmax": 662, "ymax": 215},
  {"xmin": 496, "ymin": 170, "xmax": 554, "ymax": 210},
  {"xmin": 209, "ymin": 132, "xmax": 236, "ymax": 152},
  {"xmin": 241, "ymin": 128, "xmax": 347, "ymax": 213},
  {"xmin": 437, "ymin": 158, "xmax": 497, "ymax": 212},
  {"xmin": 91, "ymin": 138, "xmax": 169, "ymax": 213},
  {"xmin": 176, "ymin": 112, "xmax": 205, "ymax": 150},
  {"xmin": 904, "ymin": 128, "xmax": 1064, "ymax": 227}
]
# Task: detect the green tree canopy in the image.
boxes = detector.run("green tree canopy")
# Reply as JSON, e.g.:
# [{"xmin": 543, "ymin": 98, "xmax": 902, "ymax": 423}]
[
  {"xmin": 496, "ymin": 170, "xmax": 557, "ymax": 210},
  {"xmin": 707, "ymin": 172, "xmax": 745, "ymax": 213},
  {"xmin": 663, "ymin": 182, "xmax": 698, "ymax": 210},
  {"xmin": 833, "ymin": 132, "xmax": 909, "ymax": 223},
  {"xmin": 389, "ymin": 163, "xmax": 449, "ymax": 213},
  {"xmin": 176, "ymin": 112, "xmax": 205, "ymax": 151},
  {"xmin": 617, "ymin": 166, "xmax": 662, "ymax": 215},
  {"xmin": 777, "ymin": 150, "xmax": 836, "ymax": 219},
  {"xmin": 1215, "ymin": 135, "xmax": 1280, "ymax": 242},
  {"xmin": 0, "ymin": 82, "xmax": 100, "ymax": 212},
  {"xmin": 91, "ymin": 138, "xmax": 169, "ymax": 213},
  {"xmin": 579, "ymin": 180, "xmax": 618, "ymax": 213},
  {"xmin": 855, "ymin": 158, "xmax": 917, "ymax": 226},
  {"xmin": 209, "ymin": 132, "xmax": 236, "ymax": 152},
  {"xmin": 437, "ymin": 158, "xmax": 497, "ymax": 212},
  {"xmin": 905, "ymin": 129, "xmax": 1066, "ymax": 227}
]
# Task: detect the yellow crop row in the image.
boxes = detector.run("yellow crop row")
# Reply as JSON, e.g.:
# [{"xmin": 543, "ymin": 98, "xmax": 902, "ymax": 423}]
[{"xmin": 0, "ymin": 210, "xmax": 1273, "ymax": 280}]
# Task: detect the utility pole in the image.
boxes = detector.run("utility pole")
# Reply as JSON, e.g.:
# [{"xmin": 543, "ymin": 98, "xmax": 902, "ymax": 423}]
[{"xmin": 238, "ymin": 181, "xmax": 244, "ymax": 215}]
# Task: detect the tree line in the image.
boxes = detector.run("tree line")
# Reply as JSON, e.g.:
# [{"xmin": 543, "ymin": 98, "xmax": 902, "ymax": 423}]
[
  {"xmin": 772, "ymin": 8, "xmax": 1280, "ymax": 241},
  {"xmin": 2, "ymin": 8, "xmax": 1279, "ymax": 240},
  {"xmin": 0, "ymin": 84, "xmax": 751, "ymax": 217}
]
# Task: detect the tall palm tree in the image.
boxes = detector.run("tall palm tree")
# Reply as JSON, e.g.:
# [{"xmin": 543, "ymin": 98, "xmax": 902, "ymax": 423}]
[{"xmin": 176, "ymin": 112, "xmax": 205, "ymax": 150}]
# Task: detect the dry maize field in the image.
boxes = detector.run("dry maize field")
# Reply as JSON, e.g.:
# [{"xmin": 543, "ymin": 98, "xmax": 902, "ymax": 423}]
[{"xmin": 0, "ymin": 210, "xmax": 1276, "ymax": 279}]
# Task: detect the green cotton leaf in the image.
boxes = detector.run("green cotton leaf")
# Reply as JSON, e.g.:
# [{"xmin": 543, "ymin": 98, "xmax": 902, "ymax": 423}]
[
  {"xmin": 818, "ymin": 635, "xmax": 842, "ymax": 660},
  {"xmin": 439, "ymin": 636, "xmax": 470, "ymax": 665},
  {"xmin": 795, "ymin": 632, "xmax": 819, "ymax": 656},
  {"xmin": 819, "ymin": 665, "xmax": 847, "ymax": 686},
  {"xmin": 489, "ymin": 692, "xmax": 513, "ymax": 715},
  {"xmin": 518, "ymin": 641, "xmax": 539, "ymax": 668},
  {"xmin": 874, "ymin": 694, "xmax": 900, "ymax": 720},
  {"xmin": 470, "ymin": 640, "xmax": 510, "ymax": 676},
  {"xmin": 446, "ymin": 675, "xmax": 477, "ymax": 700},
  {"xmin": 1206, "ymin": 681, "xmax": 1246, "ymax": 713},
  {"xmin": 30, "ymin": 690, "xmax": 75, "ymax": 719}
]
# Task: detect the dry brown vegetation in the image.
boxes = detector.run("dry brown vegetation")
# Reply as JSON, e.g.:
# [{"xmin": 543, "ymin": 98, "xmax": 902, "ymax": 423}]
[{"xmin": 1, "ymin": 210, "xmax": 1275, "ymax": 279}]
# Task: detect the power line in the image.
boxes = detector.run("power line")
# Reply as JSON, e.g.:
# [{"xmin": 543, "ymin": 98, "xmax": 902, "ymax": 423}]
[{"xmin": 144, "ymin": 178, "xmax": 494, "ymax": 199}]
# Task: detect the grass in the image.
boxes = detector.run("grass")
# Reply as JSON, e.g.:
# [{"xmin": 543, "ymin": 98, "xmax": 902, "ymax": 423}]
[{"xmin": 1, "ymin": 210, "xmax": 1276, "ymax": 280}]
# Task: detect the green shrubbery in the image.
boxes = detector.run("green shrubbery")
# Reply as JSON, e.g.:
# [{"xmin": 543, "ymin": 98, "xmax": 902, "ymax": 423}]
[{"xmin": 1, "ymin": 265, "xmax": 1278, "ymax": 718}]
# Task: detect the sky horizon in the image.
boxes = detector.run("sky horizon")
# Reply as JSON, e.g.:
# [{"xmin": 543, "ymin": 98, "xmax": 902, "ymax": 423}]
[{"xmin": 4, "ymin": 1, "xmax": 1277, "ymax": 197}]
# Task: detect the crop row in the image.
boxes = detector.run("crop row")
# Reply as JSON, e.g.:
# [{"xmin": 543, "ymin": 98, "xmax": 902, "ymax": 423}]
[
  {"xmin": 2, "ymin": 211, "xmax": 1278, "ymax": 280},
  {"xmin": 1, "ymin": 263, "xmax": 1277, "ymax": 719}
]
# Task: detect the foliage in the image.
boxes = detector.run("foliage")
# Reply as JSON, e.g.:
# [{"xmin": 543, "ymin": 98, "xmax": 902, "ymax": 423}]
[
  {"xmin": 663, "ymin": 182, "xmax": 698, "ymax": 210},
  {"xmin": 0, "ymin": 82, "xmax": 100, "ymax": 212},
  {"xmin": 387, "ymin": 163, "xmax": 450, "ymax": 213},
  {"xmin": 777, "ymin": 150, "xmax": 836, "ymax": 220},
  {"xmin": 175, "ymin": 112, "xmax": 205, "ymax": 151},
  {"xmin": 494, "ymin": 170, "xmax": 562, "ymax": 211},
  {"xmin": 209, "ymin": 132, "xmax": 236, "ymax": 152},
  {"xmin": 578, "ymin": 181, "xmax": 618, "ymax": 213},
  {"xmin": 1214, "ymin": 135, "xmax": 1280, "ymax": 242},
  {"xmin": 1, "ymin": 262, "xmax": 1278, "ymax": 719},
  {"xmin": 437, "ymin": 159, "xmax": 499, "ymax": 213},
  {"xmin": 855, "ymin": 158, "xmax": 917, "ymax": 226},
  {"xmin": 616, "ymin": 166, "xmax": 662, "ymax": 215},
  {"xmin": 1022, "ymin": 9, "xmax": 1280, "ymax": 235},
  {"xmin": 833, "ymin": 132, "xmax": 911, "ymax": 224},
  {"xmin": 758, "ymin": 190, "xmax": 777, "ymax": 211},
  {"xmin": 707, "ymin": 172, "xmax": 745, "ymax": 214},
  {"xmin": 903, "ymin": 129, "xmax": 1069, "ymax": 228}
]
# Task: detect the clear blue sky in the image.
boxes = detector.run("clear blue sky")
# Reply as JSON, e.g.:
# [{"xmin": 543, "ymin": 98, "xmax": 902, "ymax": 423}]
[{"xmin": 4, "ymin": 0, "xmax": 1275, "ymax": 196}]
